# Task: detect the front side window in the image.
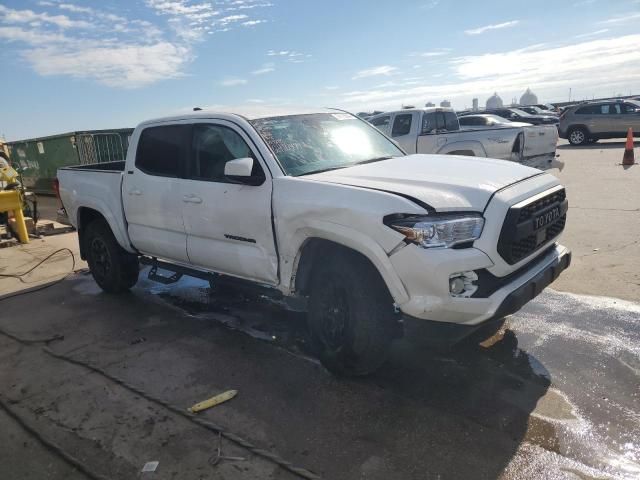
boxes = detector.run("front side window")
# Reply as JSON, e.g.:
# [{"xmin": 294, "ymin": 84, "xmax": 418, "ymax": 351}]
[
  {"xmin": 443, "ymin": 112, "xmax": 459, "ymax": 131},
  {"xmin": 190, "ymin": 124, "xmax": 262, "ymax": 182},
  {"xmin": 136, "ymin": 125, "xmax": 188, "ymax": 177},
  {"xmin": 250, "ymin": 113, "xmax": 403, "ymax": 176},
  {"xmin": 392, "ymin": 114, "xmax": 413, "ymax": 136},
  {"xmin": 623, "ymin": 102, "xmax": 640, "ymax": 113},
  {"xmin": 459, "ymin": 116, "xmax": 479, "ymax": 126}
]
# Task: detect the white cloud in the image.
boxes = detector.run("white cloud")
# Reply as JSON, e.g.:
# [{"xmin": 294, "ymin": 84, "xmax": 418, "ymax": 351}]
[
  {"xmin": 242, "ymin": 19, "xmax": 266, "ymax": 26},
  {"xmin": 266, "ymin": 49, "xmax": 311, "ymax": 63},
  {"xmin": 58, "ymin": 3, "xmax": 94, "ymax": 14},
  {"xmin": 146, "ymin": 1, "xmax": 218, "ymax": 18},
  {"xmin": 218, "ymin": 14, "xmax": 248, "ymax": 25},
  {"xmin": 464, "ymin": 20, "xmax": 519, "ymax": 35},
  {"xmin": 341, "ymin": 35, "xmax": 640, "ymax": 110},
  {"xmin": 0, "ymin": 26, "xmax": 70, "ymax": 45},
  {"xmin": 324, "ymin": 85, "xmax": 339, "ymax": 90},
  {"xmin": 574, "ymin": 28, "xmax": 608, "ymax": 39},
  {"xmin": 26, "ymin": 42, "xmax": 191, "ymax": 88},
  {"xmin": 0, "ymin": 3, "xmax": 193, "ymax": 88},
  {"xmin": 408, "ymin": 48, "xmax": 451, "ymax": 58},
  {"xmin": 352, "ymin": 65, "xmax": 398, "ymax": 80},
  {"xmin": 600, "ymin": 12, "xmax": 640, "ymax": 24},
  {"xmin": 0, "ymin": 5, "xmax": 92, "ymax": 29},
  {"xmin": 251, "ymin": 63, "xmax": 274, "ymax": 75},
  {"xmin": 220, "ymin": 78, "xmax": 248, "ymax": 86}
]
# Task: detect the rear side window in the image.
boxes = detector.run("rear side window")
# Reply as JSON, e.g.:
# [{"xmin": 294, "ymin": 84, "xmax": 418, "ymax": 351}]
[
  {"xmin": 136, "ymin": 125, "xmax": 188, "ymax": 177},
  {"xmin": 392, "ymin": 114, "xmax": 413, "ymax": 136},
  {"xmin": 575, "ymin": 105, "xmax": 601, "ymax": 115},
  {"xmin": 422, "ymin": 113, "xmax": 436, "ymax": 133}
]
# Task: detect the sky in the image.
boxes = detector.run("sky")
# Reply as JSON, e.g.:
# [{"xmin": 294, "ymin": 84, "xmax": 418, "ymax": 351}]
[{"xmin": 1, "ymin": 0, "xmax": 639, "ymax": 140}]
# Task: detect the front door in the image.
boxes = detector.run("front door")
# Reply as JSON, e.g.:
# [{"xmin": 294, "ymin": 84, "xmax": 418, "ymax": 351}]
[
  {"xmin": 621, "ymin": 103, "xmax": 640, "ymax": 134},
  {"xmin": 123, "ymin": 124, "xmax": 189, "ymax": 263},
  {"xmin": 181, "ymin": 121, "xmax": 278, "ymax": 284},
  {"xmin": 391, "ymin": 112, "xmax": 417, "ymax": 153}
]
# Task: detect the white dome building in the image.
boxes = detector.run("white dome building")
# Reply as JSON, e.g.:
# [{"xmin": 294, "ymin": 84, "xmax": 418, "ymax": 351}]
[
  {"xmin": 486, "ymin": 92, "xmax": 503, "ymax": 109},
  {"xmin": 520, "ymin": 88, "xmax": 538, "ymax": 106}
]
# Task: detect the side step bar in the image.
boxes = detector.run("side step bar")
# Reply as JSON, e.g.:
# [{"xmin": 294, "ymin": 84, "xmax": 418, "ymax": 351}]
[{"xmin": 139, "ymin": 256, "xmax": 307, "ymax": 312}]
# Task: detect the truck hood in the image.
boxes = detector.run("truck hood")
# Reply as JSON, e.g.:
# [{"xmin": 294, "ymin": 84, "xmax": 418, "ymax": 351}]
[{"xmin": 305, "ymin": 154, "xmax": 544, "ymax": 212}]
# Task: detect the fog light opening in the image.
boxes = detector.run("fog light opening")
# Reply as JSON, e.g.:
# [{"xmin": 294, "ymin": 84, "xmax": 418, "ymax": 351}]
[{"xmin": 449, "ymin": 271, "xmax": 478, "ymax": 297}]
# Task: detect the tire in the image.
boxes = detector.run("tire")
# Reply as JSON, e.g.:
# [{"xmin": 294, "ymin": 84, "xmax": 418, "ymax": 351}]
[
  {"xmin": 85, "ymin": 219, "xmax": 139, "ymax": 293},
  {"xmin": 307, "ymin": 251, "xmax": 397, "ymax": 376},
  {"xmin": 568, "ymin": 127, "xmax": 589, "ymax": 146}
]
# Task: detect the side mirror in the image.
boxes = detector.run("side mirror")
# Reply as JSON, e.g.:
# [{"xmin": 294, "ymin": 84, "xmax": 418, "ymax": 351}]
[{"xmin": 224, "ymin": 157, "xmax": 264, "ymax": 186}]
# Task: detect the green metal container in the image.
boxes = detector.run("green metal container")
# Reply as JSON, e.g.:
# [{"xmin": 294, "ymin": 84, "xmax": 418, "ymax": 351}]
[{"xmin": 6, "ymin": 128, "xmax": 133, "ymax": 194}]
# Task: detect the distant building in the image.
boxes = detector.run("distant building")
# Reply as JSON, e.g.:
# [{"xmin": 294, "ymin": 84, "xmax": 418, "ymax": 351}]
[
  {"xmin": 472, "ymin": 98, "xmax": 479, "ymax": 111},
  {"xmin": 486, "ymin": 92, "xmax": 503, "ymax": 109},
  {"xmin": 425, "ymin": 101, "xmax": 435, "ymax": 107},
  {"xmin": 520, "ymin": 88, "xmax": 538, "ymax": 106},
  {"xmin": 440, "ymin": 100, "xmax": 451, "ymax": 108}
]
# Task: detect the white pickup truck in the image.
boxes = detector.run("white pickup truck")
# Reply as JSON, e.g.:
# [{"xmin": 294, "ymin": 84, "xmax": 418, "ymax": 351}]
[
  {"xmin": 368, "ymin": 107, "xmax": 558, "ymax": 170},
  {"xmin": 58, "ymin": 109, "xmax": 570, "ymax": 375}
]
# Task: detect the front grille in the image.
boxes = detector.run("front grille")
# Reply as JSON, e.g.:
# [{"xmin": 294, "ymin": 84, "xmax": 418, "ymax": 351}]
[
  {"xmin": 498, "ymin": 188, "xmax": 568, "ymax": 265},
  {"xmin": 517, "ymin": 189, "xmax": 566, "ymax": 223}
]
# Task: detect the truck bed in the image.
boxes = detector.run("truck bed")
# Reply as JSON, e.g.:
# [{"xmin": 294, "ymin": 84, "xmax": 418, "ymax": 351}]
[
  {"xmin": 61, "ymin": 160, "xmax": 126, "ymax": 172},
  {"xmin": 57, "ymin": 162, "xmax": 132, "ymax": 252}
]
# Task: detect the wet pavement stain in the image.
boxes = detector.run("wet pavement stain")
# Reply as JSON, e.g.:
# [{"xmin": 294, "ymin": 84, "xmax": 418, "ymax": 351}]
[{"xmin": 126, "ymin": 270, "xmax": 640, "ymax": 479}]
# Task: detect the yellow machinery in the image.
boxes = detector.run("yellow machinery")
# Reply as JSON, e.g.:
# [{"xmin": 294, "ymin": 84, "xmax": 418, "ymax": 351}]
[{"xmin": 0, "ymin": 157, "xmax": 29, "ymax": 243}]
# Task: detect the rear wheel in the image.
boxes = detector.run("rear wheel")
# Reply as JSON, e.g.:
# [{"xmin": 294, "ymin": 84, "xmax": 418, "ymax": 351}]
[
  {"xmin": 307, "ymin": 251, "xmax": 397, "ymax": 376},
  {"xmin": 568, "ymin": 127, "xmax": 589, "ymax": 146},
  {"xmin": 85, "ymin": 220, "xmax": 139, "ymax": 293}
]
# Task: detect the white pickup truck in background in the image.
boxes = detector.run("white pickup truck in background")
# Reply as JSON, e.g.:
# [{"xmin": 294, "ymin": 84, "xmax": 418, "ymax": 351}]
[
  {"xmin": 58, "ymin": 109, "xmax": 570, "ymax": 376},
  {"xmin": 368, "ymin": 107, "xmax": 558, "ymax": 170}
]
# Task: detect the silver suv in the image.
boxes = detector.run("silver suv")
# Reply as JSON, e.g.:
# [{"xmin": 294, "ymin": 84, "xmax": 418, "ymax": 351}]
[{"xmin": 559, "ymin": 99, "xmax": 640, "ymax": 145}]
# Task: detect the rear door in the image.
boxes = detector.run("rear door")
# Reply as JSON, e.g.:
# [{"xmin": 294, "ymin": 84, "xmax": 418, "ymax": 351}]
[
  {"xmin": 390, "ymin": 112, "xmax": 418, "ymax": 153},
  {"xmin": 602, "ymin": 103, "xmax": 624, "ymax": 135},
  {"xmin": 573, "ymin": 104, "xmax": 606, "ymax": 134},
  {"xmin": 123, "ymin": 124, "xmax": 189, "ymax": 262},
  {"xmin": 181, "ymin": 120, "xmax": 278, "ymax": 284}
]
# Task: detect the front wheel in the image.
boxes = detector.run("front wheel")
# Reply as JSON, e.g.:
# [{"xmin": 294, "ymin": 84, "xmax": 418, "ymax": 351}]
[
  {"xmin": 568, "ymin": 127, "xmax": 589, "ymax": 146},
  {"xmin": 307, "ymin": 251, "xmax": 397, "ymax": 376},
  {"xmin": 85, "ymin": 220, "xmax": 139, "ymax": 293}
]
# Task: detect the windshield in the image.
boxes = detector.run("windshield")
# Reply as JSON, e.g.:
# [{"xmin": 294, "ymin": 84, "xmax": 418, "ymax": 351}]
[
  {"xmin": 484, "ymin": 114, "xmax": 510, "ymax": 124},
  {"xmin": 510, "ymin": 108, "xmax": 534, "ymax": 116},
  {"xmin": 250, "ymin": 113, "xmax": 404, "ymax": 176}
]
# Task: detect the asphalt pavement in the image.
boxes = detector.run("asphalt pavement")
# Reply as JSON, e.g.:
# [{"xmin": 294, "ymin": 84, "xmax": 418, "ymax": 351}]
[{"xmin": 0, "ymin": 270, "xmax": 638, "ymax": 479}]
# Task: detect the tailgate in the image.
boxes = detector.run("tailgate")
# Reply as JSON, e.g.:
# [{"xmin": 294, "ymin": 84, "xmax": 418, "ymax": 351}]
[{"xmin": 523, "ymin": 125, "xmax": 558, "ymax": 157}]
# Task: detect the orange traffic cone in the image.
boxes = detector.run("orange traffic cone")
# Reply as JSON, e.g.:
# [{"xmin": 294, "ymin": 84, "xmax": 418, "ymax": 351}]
[{"xmin": 622, "ymin": 127, "xmax": 635, "ymax": 165}]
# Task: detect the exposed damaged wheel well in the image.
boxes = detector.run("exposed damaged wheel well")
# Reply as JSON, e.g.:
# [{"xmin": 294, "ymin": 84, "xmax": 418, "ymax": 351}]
[{"xmin": 294, "ymin": 238, "xmax": 385, "ymax": 297}]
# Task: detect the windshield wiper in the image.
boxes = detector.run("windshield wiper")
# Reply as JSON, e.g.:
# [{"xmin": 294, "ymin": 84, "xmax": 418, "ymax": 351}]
[
  {"xmin": 297, "ymin": 165, "xmax": 350, "ymax": 176},
  {"xmin": 297, "ymin": 156, "xmax": 396, "ymax": 176},
  {"xmin": 354, "ymin": 156, "xmax": 396, "ymax": 165}
]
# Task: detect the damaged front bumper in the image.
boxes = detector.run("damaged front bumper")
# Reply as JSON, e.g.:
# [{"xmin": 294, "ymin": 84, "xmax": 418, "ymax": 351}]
[{"xmin": 392, "ymin": 243, "xmax": 571, "ymax": 343}]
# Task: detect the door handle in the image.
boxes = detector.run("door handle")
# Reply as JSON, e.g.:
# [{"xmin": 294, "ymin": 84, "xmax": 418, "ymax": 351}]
[
  {"xmin": 129, "ymin": 189, "xmax": 142, "ymax": 196},
  {"xmin": 183, "ymin": 195, "xmax": 203, "ymax": 204}
]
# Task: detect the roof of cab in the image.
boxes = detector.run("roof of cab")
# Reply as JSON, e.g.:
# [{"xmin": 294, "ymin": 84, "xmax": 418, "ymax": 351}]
[
  {"xmin": 138, "ymin": 107, "xmax": 341, "ymax": 127},
  {"xmin": 368, "ymin": 107, "xmax": 454, "ymax": 119}
]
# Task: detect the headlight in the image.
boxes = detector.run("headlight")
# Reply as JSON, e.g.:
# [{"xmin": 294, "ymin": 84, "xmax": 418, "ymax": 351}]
[{"xmin": 388, "ymin": 214, "xmax": 484, "ymax": 248}]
